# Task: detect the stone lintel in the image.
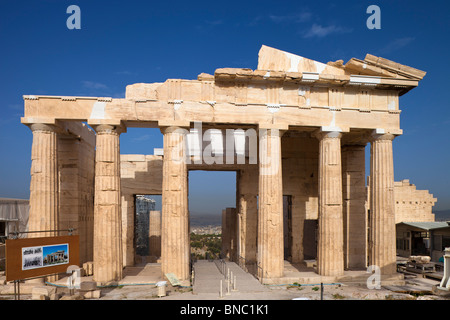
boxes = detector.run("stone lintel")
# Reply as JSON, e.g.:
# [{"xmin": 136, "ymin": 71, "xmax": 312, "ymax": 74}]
[
  {"xmin": 258, "ymin": 123, "xmax": 289, "ymax": 131},
  {"xmin": 21, "ymin": 117, "xmax": 56, "ymax": 126},
  {"xmin": 88, "ymin": 118, "xmax": 122, "ymax": 126},
  {"xmin": 158, "ymin": 120, "xmax": 191, "ymax": 129}
]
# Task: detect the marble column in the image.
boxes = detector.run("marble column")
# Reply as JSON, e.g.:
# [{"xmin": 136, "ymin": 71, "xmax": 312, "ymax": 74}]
[
  {"xmin": 161, "ymin": 126, "xmax": 190, "ymax": 281},
  {"xmin": 28, "ymin": 123, "xmax": 59, "ymax": 237},
  {"xmin": 316, "ymin": 130, "xmax": 344, "ymax": 276},
  {"xmin": 369, "ymin": 132, "xmax": 397, "ymax": 275},
  {"xmin": 257, "ymin": 128, "xmax": 284, "ymax": 279},
  {"xmin": 93, "ymin": 124, "xmax": 123, "ymax": 284}
]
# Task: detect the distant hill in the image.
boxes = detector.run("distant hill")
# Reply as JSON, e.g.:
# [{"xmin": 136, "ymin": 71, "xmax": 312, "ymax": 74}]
[
  {"xmin": 188, "ymin": 210, "xmax": 450, "ymax": 225},
  {"xmin": 190, "ymin": 212, "xmax": 222, "ymax": 227},
  {"xmin": 434, "ymin": 210, "xmax": 450, "ymax": 221}
]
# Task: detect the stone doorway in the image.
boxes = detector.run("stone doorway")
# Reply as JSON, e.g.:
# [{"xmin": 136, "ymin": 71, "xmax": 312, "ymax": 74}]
[
  {"xmin": 188, "ymin": 170, "xmax": 237, "ymax": 261},
  {"xmin": 134, "ymin": 194, "xmax": 162, "ymax": 265}
]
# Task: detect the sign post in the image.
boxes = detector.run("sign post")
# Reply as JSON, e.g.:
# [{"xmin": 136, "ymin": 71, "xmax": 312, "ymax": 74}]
[{"xmin": 5, "ymin": 235, "xmax": 79, "ymax": 299}]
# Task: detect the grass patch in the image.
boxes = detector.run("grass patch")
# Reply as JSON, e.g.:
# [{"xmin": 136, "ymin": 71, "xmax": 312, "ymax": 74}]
[
  {"xmin": 287, "ymin": 283, "xmax": 303, "ymax": 290},
  {"xmin": 332, "ymin": 293, "xmax": 345, "ymax": 299}
]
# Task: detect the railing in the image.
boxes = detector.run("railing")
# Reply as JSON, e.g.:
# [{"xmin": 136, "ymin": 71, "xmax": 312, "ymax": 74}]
[
  {"xmin": 211, "ymin": 252, "xmax": 226, "ymax": 276},
  {"xmin": 237, "ymin": 255, "xmax": 265, "ymax": 283},
  {"xmin": 190, "ymin": 253, "xmax": 195, "ymax": 286},
  {"xmin": 7, "ymin": 228, "xmax": 76, "ymax": 239}
]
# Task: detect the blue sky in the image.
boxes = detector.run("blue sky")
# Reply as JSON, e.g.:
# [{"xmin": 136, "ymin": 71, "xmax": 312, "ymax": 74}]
[{"xmin": 0, "ymin": 0, "xmax": 449, "ymax": 214}]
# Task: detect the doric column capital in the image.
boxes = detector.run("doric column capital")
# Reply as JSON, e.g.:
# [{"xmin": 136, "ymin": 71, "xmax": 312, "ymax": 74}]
[
  {"xmin": 158, "ymin": 120, "xmax": 191, "ymax": 133},
  {"xmin": 370, "ymin": 133, "xmax": 395, "ymax": 142},
  {"xmin": 28, "ymin": 123, "xmax": 58, "ymax": 133},
  {"xmin": 92, "ymin": 123, "xmax": 126, "ymax": 135},
  {"xmin": 160, "ymin": 125, "xmax": 190, "ymax": 135},
  {"xmin": 369, "ymin": 129, "xmax": 398, "ymax": 142},
  {"xmin": 313, "ymin": 128, "xmax": 342, "ymax": 141}
]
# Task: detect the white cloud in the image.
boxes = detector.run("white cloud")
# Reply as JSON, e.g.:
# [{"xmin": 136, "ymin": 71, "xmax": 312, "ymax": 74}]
[{"xmin": 302, "ymin": 23, "xmax": 352, "ymax": 38}]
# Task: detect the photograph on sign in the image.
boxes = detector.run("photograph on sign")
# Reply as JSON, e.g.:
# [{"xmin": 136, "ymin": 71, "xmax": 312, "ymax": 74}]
[
  {"xmin": 22, "ymin": 246, "xmax": 43, "ymax": 270},
  {"xmin": 22, "ymin": 243, "xmax": 69, "ymax": 271}
]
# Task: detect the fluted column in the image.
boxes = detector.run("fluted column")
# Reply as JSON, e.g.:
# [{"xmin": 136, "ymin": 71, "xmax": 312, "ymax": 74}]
[
  {"xmin": 28, "ymin": 123, "xmax": 59, "ymax": 237},
  {"xmin": 93, "ymin": 124, "xmax": 123, "ymax": 284},
  {"xmin": 257, "ymin": 128, "xmax": 284, "ymax": 279},
  {"xmin": 369, "ymin": 132, "xmax": 397, "ymax": 275},
  {"xmin": 316, "ymin": 130, "xmax": 344, "ymax": 276},
  {"xmin": 161, "ymin": 126, "xmax": 190, "ymax": 280}
]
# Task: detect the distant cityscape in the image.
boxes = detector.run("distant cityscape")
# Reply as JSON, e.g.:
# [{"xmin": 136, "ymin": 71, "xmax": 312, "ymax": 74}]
[
  {"xmin": 190, "ymin": 225, "xmax": 221, "ymax": 235},
  {"xmin": 135, "ymin": 195, "xmax": 222, "ymax": 235},
  {"xmin": 189, "ymin": 212, "xmax": 222, "ymax": 226}
]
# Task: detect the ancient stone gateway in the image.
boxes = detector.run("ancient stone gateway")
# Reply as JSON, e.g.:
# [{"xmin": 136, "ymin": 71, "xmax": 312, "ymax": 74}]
[{"xmin": 21, "ymin": 45, "xmax": 426, "ymax": 284}]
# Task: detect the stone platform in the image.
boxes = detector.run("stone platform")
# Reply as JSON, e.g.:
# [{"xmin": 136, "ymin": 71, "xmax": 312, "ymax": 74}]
[{"xmin": 261, "ymin": 261, "xmax": 405, "ymax": 286}]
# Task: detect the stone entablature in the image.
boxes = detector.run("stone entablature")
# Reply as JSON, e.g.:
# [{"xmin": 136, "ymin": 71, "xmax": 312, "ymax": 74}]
[{"xmin": 22, "ymin": 46, "xmax": 424, "ymax": 135}]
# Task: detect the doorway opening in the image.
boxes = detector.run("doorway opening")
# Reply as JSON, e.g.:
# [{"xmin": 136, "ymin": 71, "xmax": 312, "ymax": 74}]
[
  {"xmin": 188, "ymin": 170, "xmax": 236, "ymax": 261},
  {"xmin": 134, "ymin": 194, "xmax": 162, "ymax": 263}
]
